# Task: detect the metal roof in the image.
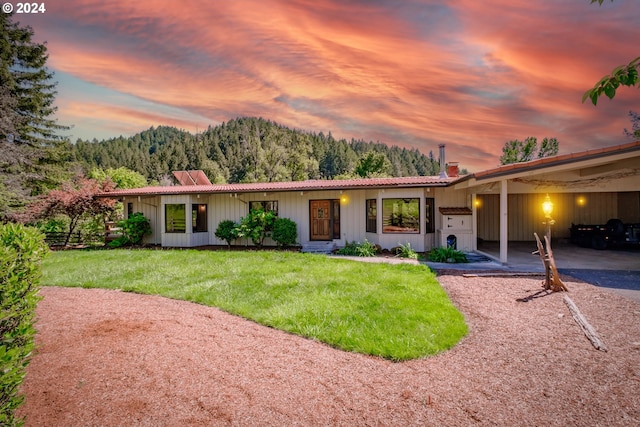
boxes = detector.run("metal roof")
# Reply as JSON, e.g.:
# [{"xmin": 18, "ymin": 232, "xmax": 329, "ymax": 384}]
[
  {"xmin": 97, "ymin": 141, "xmax": 640, "ymax": 198},
  {"xmin": 465, "ymin": 141, "xmax": 640, "ymax": 182},
  {"xmin": 98, "ymin": 175, "xmax": 457, "ymax": 197}
]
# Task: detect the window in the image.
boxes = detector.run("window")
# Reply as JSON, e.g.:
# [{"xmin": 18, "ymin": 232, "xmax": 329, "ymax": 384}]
[
  {"xmin": 382, "ymin": 198, "xmax": 420, "ymax": 233},
  {"xmin": 249, "ymin": 200, "xmax": 278, "ymax": 215},
  {"xmin": 192, "ymin": 204, "xmax": 207, "ymax": 232},
  {"xmin": 127, "ymin": 202, "xmax": 134, "ymax": 217},
  {"xmin": 165, "ymin": 204, "xmax": 186, "ymax": 233},
  {"xmin": 366, "ymin": 199, "xmax": 377, "ymax": 233},
  {"xmin": 332, "ymin": 199, "xmax": 340, "ymax": 239},
  {"xmin": 425, "ymin": 197, "xmax": 435, "ymax": 233}
]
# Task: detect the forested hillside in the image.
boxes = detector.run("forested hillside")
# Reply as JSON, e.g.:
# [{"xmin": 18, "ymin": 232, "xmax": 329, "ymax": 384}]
[{"xmin": 73, "ymin": 117, "xmax": 441, "ymax": 184}]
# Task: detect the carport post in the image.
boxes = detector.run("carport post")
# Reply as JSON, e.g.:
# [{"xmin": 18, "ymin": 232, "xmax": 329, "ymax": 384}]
[{"xmin": 500, "ymin": 179, "xmax": 508, "ymax": 263}]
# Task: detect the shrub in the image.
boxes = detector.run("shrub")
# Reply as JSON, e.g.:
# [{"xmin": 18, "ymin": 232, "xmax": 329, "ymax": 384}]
[
  {"xmin": 336, "ymin": 241, "xmax": 357, "ymax": 256},
  {"xmin": 120, "ymin": 212, "xmax": 152, "ymax": 245},
  {"xmin": 108, "ymin": 212, "xmax": 151, "ymax": 248},
  {"xmin": 234, "ymin": 209, "xmax": 276, "ymax": 247},
  {"xmin": 396, "ymin": 242, "xmax": 418, "ymax": 259},
  {"xmin": 80, "ymin": 215, "xmax": 108, "ymax": 246},
  {"xmin": 428, "ymin": 247, "xmax": 468, "ymax": 263},
  {"xmin": 215, "ymin": 220, "xmax": 238, "ymax": 248},
  {"xmin": 272, "ymin": 218, "xmax": 298, "ymax": 248},
  {"xmin": 336, "ymin": 240, "xmax": 379, "ymax": 257},
  {"xmin": 36, "ymin": 218, "xmax": 66, "ymax": 234},
  {"xmin": 0, "ymin": 223, "xmax": 49, "ymax": 426}
]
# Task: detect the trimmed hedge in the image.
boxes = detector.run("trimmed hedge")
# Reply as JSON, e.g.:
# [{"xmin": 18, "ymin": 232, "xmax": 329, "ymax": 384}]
[
  {"xmin": 0, "ymin": 223, "xmax": 48, "ymax": 426},
  {"xmin": 272, "ymin": 217, "xmax": 298, "ymax": 247}
]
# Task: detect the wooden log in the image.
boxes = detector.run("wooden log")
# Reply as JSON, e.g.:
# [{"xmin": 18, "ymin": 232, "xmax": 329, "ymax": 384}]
[
  {"xmin": 533, "ymin": 233, "xmax": 551, "ymax": 289},
  {"xmin": 544, "ymin": 235, "xmax": 568, "ymax": 292},
  {"xmin": 563, "ymin": 296, "xmax": 608, "ymax": 352}
]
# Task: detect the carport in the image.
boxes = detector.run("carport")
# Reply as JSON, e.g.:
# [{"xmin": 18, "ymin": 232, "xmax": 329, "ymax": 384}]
[
  {"xmin": 476, "ymin": 240, "xmax": 640, "ymax": 272},
  {"xmin": 453, "ymin": 141, "xmax": 640, "ymax": 265},
  {"xmin": 458, "ymin": 240, "xmax": 640, "ymax": 302}
]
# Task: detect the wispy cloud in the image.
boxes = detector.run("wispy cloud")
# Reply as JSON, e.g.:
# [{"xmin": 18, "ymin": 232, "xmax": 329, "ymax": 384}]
[{"xmin": 21, "ymin": 0, "xmax": 640, "ymax": 171}]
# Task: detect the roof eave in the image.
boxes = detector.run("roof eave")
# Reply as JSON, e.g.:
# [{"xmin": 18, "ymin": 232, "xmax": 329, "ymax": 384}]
[{"xmin": 97, "ymin": 180, "xmax": 455, "ymax": 198}]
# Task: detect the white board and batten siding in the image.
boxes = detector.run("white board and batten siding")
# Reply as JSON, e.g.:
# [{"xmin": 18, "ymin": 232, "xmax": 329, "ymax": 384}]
[
  {"xmin": 124, "ymin": 186, "xmax": 473, "ymax": 252},
  {"xmin": 123, "ymin": 195, "xmax": 161, "ymax": 245},
  {"xmin": 160, "ymin": 195, "xmax": 192, "ymax": 247},
  {"xmin": 209, "ymin": 189, "xmax": 366, "ymax": 247},
  {"xmin": 125, "ymin": 194, "xmax": 212, "ymax": 248},
  {"xmin": 431, "ymin": 187, "xmax": 474, "ymax": 251},
  {"xmin": 371, "ymin": 188, "xmax": 427, "ymax": 252}
]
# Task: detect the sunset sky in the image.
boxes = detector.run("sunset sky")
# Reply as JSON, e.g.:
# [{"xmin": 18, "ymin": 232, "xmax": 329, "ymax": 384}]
[{"xmin": 18, "ymin": 0, "xmax": 640, "ymax": 171}]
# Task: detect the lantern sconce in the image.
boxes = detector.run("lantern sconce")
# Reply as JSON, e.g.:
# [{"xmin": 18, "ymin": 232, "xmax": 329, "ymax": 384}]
[
  {"xmin": 542, "ymin": 193, "xmax": 555, "ymax": 245},
  {"xmin": 542, "ymin": 194, "xmax": 554, "ymax": 221}
]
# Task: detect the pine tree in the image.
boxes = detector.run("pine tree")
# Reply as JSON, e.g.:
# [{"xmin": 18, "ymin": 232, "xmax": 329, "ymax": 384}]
[
  {"xmin": 0, "ymin": 13, "xmax": 71, "ymax": 219},
  {"xmin": 499, "ymin": 137, "xmax": 559, "ymax": 165}
]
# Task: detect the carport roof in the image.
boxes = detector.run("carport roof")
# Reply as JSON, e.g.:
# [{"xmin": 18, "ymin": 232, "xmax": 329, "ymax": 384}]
[{"xmin": 464, "ymin": 140, "xmax": 640, "ymax": 182}]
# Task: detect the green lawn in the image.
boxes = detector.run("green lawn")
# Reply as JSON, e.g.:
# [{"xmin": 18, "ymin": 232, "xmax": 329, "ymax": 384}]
[{"xmin": 42, "ymin": 249, "xmax": 467, "ymax": 361}]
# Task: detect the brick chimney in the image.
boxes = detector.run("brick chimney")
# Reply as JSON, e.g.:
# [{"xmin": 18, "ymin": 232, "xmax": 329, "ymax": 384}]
[{"xmin": 447, "ymin": 162, "xmax": 459, "ymax": 178}]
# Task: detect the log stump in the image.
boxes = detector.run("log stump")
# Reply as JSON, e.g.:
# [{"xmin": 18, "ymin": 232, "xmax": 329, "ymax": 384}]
[{"xmin": 533, "ymin": 232, "xmax": 568, "ymax": 292}]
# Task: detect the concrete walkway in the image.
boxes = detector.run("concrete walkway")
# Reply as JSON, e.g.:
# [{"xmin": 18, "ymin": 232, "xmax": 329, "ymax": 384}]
[
  {"xmin": 330, "ymin": 242, "xmax": 640, "ymax": 302},
  {"xmin": 427, "ymin": 241, "xmax": 640, "ymax": 303}
]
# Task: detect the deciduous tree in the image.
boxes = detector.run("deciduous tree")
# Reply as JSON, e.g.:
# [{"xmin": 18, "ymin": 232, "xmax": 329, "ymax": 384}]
[
  {"xmin": 582, "ymin": 1, "xmax": 639, "ymax": 105},
  {"xmin": 17, "ymin": 177, "xmax": 116, "ymax": 246},
  {"xmin": 89, "ymin": 166, "xmax": 147, "ymax": 189}
]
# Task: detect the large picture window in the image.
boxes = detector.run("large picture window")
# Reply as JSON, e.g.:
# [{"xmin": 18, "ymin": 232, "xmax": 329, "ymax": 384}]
[
  {"xmin": 192, "ymin": 204, "xmax": 208, "ymax": 232},
  {"xmin": 425, "ymin": 197, "xmax": 435, "ymax": 233},
  {"xmin": 165, "ymin": 204, "xmax": 186, "ymax": 233},
  {"xmin": 366, "ymin": 199, "xmax": 377, "ymax": 233},
  {"xmin": 249, "ymin": 200, "xmax": 278, "ymax": 215},
  {"xmin": 382, "ymin": 198, "xmax": 420, "ymax": 233}
]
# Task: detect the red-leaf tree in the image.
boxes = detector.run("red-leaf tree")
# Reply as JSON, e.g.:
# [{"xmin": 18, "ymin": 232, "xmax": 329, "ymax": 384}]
[{"xmin": 17, "ymin": 177, "xmax": 116, "ymax": 246}]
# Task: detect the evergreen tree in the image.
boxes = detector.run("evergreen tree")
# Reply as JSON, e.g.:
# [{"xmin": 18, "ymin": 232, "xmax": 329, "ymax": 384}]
[
  {"xmin": 0, "ymin": 13, "xmax": 71, "ymax": 219},
  {"xmin": 354, "ymin": 152, "xmax": 391, "ymax": 178},
  {"xmin": 499, "ymin": 137, "xmax": 559, "ymax": 165},
  {"xmin": 71, "ymin": 118, "xmax": 446, "ymax": 185}
]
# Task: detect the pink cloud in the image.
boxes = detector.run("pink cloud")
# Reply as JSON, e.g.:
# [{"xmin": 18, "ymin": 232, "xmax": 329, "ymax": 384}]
[
  {"xmin": 56, "ymin": 100, "xmax": 203, "ymax": 140},
  {"xmin": 20, "ymin": 0, "xmax": 640, "ymax": 171}
]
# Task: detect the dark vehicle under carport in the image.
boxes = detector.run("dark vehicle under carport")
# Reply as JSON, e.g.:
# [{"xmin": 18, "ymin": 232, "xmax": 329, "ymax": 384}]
[{"xmin": 570, "ymin": 218, "xmax": 640, "ymax": 250}]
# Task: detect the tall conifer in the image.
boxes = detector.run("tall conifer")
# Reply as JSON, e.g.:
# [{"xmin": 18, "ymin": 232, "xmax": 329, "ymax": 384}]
[{"xmin": 0, "ymin": 13, "xmax": 71, "ymax": 219}]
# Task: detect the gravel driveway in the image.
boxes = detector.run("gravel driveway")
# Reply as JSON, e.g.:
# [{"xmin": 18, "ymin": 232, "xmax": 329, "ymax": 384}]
[{"xmin": 18, "ymin": 272, "xmax": 640, "ymax": 426}]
